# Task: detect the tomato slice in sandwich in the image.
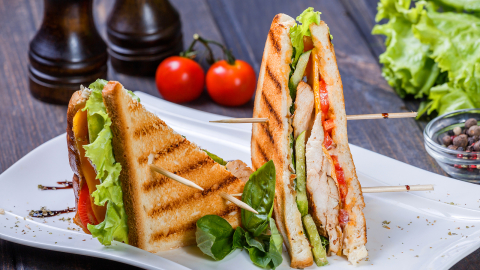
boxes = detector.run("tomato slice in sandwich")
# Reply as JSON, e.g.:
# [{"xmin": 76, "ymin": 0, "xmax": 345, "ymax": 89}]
[{"xmin": 78, "ymin": 183, "xmax": 98, "ymax": 230}]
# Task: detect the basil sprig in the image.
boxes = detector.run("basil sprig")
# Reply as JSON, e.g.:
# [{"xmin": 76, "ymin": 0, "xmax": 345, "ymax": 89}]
[
  {"xmin": 195, "ymin": 160, "xmax": 282, "ymax": 269},
  {"xmin": 196, "ymin": 215, "xmax": 235, "ymax": 261},
  {"xmin": 241, "ymin": 160, "xmax": 276, "ymax": 237}
]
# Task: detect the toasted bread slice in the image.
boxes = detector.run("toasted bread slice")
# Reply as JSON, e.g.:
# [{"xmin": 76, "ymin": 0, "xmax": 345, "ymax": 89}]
[
  {"xmin": 310, "ymin": 21, "xmax": 368, "ymax": 264},
  {"xmin": 251, "ymin": 14, "xmax": 313, "ymax": 268},
  {"xmin": 102, "ymin": 81, "xmax": 244, "ymax": 252}
]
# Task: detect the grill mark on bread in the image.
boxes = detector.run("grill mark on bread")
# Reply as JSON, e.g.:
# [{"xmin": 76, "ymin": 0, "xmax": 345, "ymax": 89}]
[
  {"xmin": 255, "ymin": 141, "xmax": 269, "ymax": 163},
  {"xmin": 149, "ymin": 205, "xmax": 239, "ymax": 243},
  {"xmin": 148, "ymin": 175, "xmax": 239, "ymax": 218},
  {"xmin": 138, "ymin": 138, "xmax": 187, "ymax": 165},
  {"xmin": 266, "ymin": 65, "xmax": 282, "ymax": 93},
  {"xmin": 261, "ymin": 92, "xmax": 281, "ymax": 127},
  {"xmin": 133, "ymin": 118, "xmax": 167, "ymax": 139},
  {"xmin": 261, "ymin": 123, "xmax": 276, "ymax": 149},
  {"xmin": 143, "ymin": 157, "xmax": 214, "ymax": 192},
  {"xmin": 269, "ymin": 29, "xmax": 281, "ymax": 54}
]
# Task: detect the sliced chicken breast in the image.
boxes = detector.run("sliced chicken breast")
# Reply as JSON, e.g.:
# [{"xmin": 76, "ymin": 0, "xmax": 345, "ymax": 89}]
[
  {"xmin": 306, "ymin": 114, "xmax": 342, "ymax": 255},
  {"xmin": 293, "ymin": 81, "xmax": 315, "ymax": 139},
  {"xmin": 226, "ymin": 160, "xmax": 254, "ymax": 183}
]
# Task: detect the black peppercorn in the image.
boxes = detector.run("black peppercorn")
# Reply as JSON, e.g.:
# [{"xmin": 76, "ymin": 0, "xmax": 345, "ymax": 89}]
[{"xmin": 447, "ymin": 130, "xmax": 454, "ymax": 136}]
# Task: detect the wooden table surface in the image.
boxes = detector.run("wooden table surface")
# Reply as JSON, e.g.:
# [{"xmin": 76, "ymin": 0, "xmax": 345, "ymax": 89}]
[{"xmin": 0, "ymin": 0, "xmax": 478, "ymax": 269}]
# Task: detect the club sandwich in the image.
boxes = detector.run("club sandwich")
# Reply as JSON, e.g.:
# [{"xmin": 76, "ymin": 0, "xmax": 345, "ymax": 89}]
[
  {"xmin": 251, "ymin": 8, "xmax": 368, "ymax": 267},
  {"xmin": 66, "ymin": 79, "xmax": 244, "ymax": 252}
]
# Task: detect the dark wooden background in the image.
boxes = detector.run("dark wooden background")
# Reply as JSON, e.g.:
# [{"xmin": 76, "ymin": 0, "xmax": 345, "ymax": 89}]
[{"xmin": 0, "ymin": 0, "xmax": 477, "ymax": 269}]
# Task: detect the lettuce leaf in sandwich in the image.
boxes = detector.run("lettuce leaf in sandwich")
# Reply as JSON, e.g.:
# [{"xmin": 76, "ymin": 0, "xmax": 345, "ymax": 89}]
[{"xmin": 83, "ymin": 79, "xmax": 129, "ymax": 245}]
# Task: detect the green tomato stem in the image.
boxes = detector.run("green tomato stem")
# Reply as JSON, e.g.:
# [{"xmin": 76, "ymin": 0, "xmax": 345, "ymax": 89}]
[{"xmin": 194, "ymin": 34, "xmax": 236, "ymax": 65}]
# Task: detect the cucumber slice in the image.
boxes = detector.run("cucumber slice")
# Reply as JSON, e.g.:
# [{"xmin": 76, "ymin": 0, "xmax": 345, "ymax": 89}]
[
  {"xmin": 289, "ymin": 50, "xmax": 312, "ymax": 100},
  {"xmin": 303, "ymin": 214, "xmax": 328, "ymax": 266},
  {"xmin": 295, "ymin": 131, "xmax": 308, "ymax": 216},
  {"xmin": 289, "ymin": 134, "xmax": 296, "ymax": 173}
]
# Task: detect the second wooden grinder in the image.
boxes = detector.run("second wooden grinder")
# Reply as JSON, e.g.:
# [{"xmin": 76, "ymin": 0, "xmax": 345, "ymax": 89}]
[{"xmin": 107, "ymin": 0, "xmax": 183, "ymax": 76}]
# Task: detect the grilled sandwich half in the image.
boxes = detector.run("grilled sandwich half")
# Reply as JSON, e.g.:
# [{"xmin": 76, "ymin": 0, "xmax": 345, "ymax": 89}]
[
  {"xmin": 251, "ymin": 9, "xmax": 367, "ymax": 267},
  {"xmin": 67, "ymin": 80, "xmax": 244, "ymax": 252}
]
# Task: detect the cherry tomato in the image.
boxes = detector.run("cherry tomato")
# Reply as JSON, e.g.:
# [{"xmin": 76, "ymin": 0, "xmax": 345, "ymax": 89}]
[
  {"xmin": 78, "ymin": 183, "xmax": 98, "ymax": 230},
  {"xmin": 155, "ymin": 56, "xmax": 205, "ymax": 103},
  {"xmin": 206, "ymin": 60, "xmax": 256, "ymax": 106}
]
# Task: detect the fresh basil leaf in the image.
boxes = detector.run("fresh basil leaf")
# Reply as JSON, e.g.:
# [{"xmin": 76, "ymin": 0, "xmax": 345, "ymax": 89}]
[
  {"xmin": 233, "ymin": 227, "xmax": 247, "ymax": 250},
  {"xmin": 247, "ymin": 247, "xmax": 271, "ymax": 269},
  {"xmin": 245, "ymin": 231, "xmax": 266, "ymax": 252},
  {"xmin": 267, "ymin": 218, "xmax": 283, "ymax": 269},
  {"xmin": 245, "ymin": 228, "xmax": 283, "ymax": 270},
  {"xmin": 241, "ymin": 160, "xmax": 276, "ymax": 237},
  {"xmin": 267, "ymin": 246, "xmax": 283, "ymax": 270},
  {"xmin": 196, "ymin": 215, "xmax": 235, "ymax": 261},
  {"xmin": 203, "ymin": 150, "xmax": 227, "ymax": 166},
  {"xmin": 269, "ymin": 218, "xmax": 283, "ymax": 252}
]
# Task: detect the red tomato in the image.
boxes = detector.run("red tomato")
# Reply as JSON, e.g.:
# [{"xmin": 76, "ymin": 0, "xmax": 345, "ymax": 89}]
[
  {"xmin": 155, "ymin": 56, "xmax": 205, "ymax": 103},
  {"xmin": 324, "ymin": 119, "xmax": 335, "ymax": 133},
  {"xmin": 319, "ymin": 79, "xmax": 329, "ymax": 116},
  {"xmin": 78, "ymin": 183, "xmax": 98, "ymax": 230},
  {"xmin": 206, "ymin": 60, "xmax": 256, "ymax": 106}
]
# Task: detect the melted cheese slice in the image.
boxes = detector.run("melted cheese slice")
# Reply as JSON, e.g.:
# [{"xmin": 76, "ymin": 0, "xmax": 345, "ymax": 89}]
[{"xmin": 73, "ymin": 108, "xmax": 106, "ymax": 223}]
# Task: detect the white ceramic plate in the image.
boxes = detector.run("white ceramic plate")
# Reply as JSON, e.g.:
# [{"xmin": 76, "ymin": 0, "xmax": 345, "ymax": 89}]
[{"xmin": 1, "ymin": 92, "xmax": 479, "ymax": 270}]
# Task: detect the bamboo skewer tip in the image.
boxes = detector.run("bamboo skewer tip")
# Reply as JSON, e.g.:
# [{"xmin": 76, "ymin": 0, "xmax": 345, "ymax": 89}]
[{"xmin": 220, "ymin": 192, "xmax": 258, "ymax": 214}]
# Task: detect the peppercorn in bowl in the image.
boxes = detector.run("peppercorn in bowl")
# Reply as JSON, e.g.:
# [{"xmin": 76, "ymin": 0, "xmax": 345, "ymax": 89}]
[{"xmin": 424, "ymin": 108, "xmax": 480, "ymax": 183}]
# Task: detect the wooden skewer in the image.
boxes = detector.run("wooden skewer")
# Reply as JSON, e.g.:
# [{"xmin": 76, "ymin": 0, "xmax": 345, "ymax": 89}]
[
  {"xmin": 210, "ymin": 118, "xmax": 269, "ymax": 124},
  {"xmin": 210, "ymin": 112, "xmax": 417, "ymax": 123},
  {"xmin": 230, "ymin": 185, "xmax": 433, "ymax": 197},
  {"xmin": 361, "ymin": 184, "xmax": 433, "ymax": 193},
  {"xmin": 149, "ymin": 165, "xmax": 258, "ymax": 214},
  {"xmin": 219, "ymin": 192, "xmax": 258, "ymax": 214},
  {"xmin": 149, "ymin": 164, "xmax": 204, "ymax": 191},
  {"xmin": 346, "ymin": 112, "xmax": 417, "ymax": 121}
]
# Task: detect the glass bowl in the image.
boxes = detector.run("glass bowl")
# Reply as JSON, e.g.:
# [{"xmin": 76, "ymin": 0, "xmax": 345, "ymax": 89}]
[{"xmin": 424, "ymin": 108, "xmax": 480, "ymax": 184}]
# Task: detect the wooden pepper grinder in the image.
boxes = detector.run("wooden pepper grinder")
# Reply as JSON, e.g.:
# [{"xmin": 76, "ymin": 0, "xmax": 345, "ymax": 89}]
[
  {"xmin": 107, "ymin": 0, "xmax": 183, "ymax": 76},
  {"xmin": 28, "ymin": 0, "xmax": 108, "ymax": 104}
]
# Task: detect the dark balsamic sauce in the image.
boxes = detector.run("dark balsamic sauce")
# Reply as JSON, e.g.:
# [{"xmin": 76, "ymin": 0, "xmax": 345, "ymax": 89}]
[
  {"xmin": 29, "ymin": 207, "xmax": 76, "ymax": 218},
  {"xmin": 38, "ymin": 181, "xmax": 73, "ymax": 190}
]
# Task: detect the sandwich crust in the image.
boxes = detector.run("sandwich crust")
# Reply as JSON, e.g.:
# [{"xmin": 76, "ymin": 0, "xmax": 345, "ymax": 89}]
[
  {"xmin": 102, "ymin": 81, "xmax": 244, "ymax": 252},
  {"xmin": 251, "ymin": 14, "xmax": 314, "ymax": 268},
  {"xmin": 310, "ymin": 21, "xmax": 368, "ymax": 264}
]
